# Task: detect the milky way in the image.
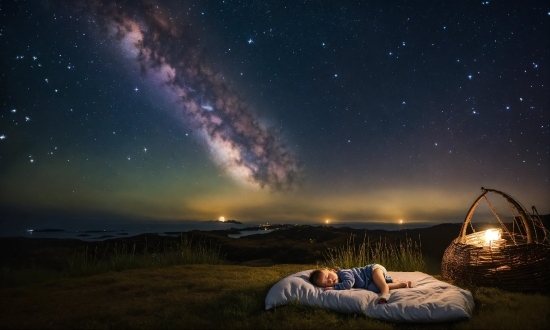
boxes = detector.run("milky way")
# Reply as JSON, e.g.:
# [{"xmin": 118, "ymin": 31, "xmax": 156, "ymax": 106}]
[
  {"xmin": 76, "ymin": 0, "xmax": 300, "ymax": 190},
  {"xmin": 2, "ymin": 0, "xmax": 547, "ymax": 226}
]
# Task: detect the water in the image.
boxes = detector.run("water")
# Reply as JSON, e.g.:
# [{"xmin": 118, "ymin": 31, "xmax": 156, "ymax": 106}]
[
  {"xmin": 0, "ymin": 220, "xmax": 254, "ymax": 241},
  {"xmin": 0, "ymin": 220, "xmax": 438, "ymax": 241}
]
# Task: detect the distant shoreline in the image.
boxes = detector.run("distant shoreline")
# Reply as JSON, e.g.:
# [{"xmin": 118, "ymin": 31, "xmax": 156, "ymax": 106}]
[
  {"xmin": 1, "ymin": 221, "xmax": 449, "ymax": 241},
  {"xmin": 2, "ymin": 221, "xmax": 547, "ymax": 269},
  {"xmin": 0, "ymin": 223, "xmax": 467, "ymax": 271}
]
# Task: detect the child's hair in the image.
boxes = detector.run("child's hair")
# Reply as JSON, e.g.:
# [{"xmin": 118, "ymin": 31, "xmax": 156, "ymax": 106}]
[
  {"xmin": 309, "ymin": 269, "xmax": 324, "ymax": 286},
  {"xmin": 309, "ymin": 267, "xmax": 341, "ymax": 286}
]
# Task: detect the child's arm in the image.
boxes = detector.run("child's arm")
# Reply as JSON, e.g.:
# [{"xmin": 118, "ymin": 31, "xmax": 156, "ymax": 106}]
[{"xmin": 334, "ymin": 271, "xmax": 354, "ymax": 290}]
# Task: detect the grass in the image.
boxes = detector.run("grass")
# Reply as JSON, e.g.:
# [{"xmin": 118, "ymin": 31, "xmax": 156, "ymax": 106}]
[
  {"xmin": 64, "ymin": 234, "xmax": 224, "ymax": 277},
  {"xmin": 1, "ymin": 234, "xmax": 224, "ymax": 288},
  {"xmin": 1, "ymin": 264, "xmax": 549, "ymax": 329},
  {"xmin": 1, "ymin": 234, "xmax": 548, "ymax": 329},
  {"xmin": 456, "ymin": 286, "xmax": 550, "ymax": 330},
  {"xmin": 322, "ymin": 234, "xmax": 427, "ymax": 272}
]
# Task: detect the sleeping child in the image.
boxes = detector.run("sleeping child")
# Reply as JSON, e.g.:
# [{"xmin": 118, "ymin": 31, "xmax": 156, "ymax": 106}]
[{"xmin": 309, "ymin": 263, "xmax": 412, "ymax": 304}]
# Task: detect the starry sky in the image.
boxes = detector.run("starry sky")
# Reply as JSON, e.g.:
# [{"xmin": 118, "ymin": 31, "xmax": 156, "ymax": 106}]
[{"xmin": 1, "ymin": 0, "xmax": 549, "ymax": 229}]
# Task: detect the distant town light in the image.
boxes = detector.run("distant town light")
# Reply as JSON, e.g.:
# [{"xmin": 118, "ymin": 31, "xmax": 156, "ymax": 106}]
[{"xmin": 219, "ymin": 216, "xmax": 225, "ymax": 222}]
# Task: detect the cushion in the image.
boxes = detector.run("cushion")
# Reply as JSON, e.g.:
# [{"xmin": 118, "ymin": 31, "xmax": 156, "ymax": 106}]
[{"xmin": 265, "ymin": 270, "xmax": 474, "ymax": 323}]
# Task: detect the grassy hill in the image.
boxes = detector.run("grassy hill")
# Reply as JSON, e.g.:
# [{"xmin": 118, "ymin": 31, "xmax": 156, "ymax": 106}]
[
  {"xmin": 1, "ymin": 223, "xmax": 549, "ymax": 329},
  {"xmin": 1, "ymin": 264, "xmax": 549, "ymax": 329}
]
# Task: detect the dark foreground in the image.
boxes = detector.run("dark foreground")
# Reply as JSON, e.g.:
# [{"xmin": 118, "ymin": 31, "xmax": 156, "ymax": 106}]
[{"xmin": 2, "ymin": 223, "xmax": 550, "ymax": 329}]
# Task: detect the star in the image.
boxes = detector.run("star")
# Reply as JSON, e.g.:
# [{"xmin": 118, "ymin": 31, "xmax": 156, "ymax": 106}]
[
  {"xmin": 247, "ymin": 38, "xmax": 253, "ymax": 44},
  {"xmin": 11, "ymin": 109, "xmax": 16, "ymax": 113},
  {"xmin": 25, "ymin": 116, "xmax": 30, "ymax": 121},
  {"xmin": 134, "ymin": 87, "xmax": 139, "ymax": 91},
  {"xmin": 0, "ymin": 135, "xmax": 5, "ymax": 140},
  {"xmin": 144, "ymin": 147, "xmax": 147, "ymax": 152}
]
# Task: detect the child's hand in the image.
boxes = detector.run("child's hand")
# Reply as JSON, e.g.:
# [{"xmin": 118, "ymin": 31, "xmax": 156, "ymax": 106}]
[{"xmin": 324, "ymin": 286, "xmax": 334, "ymax": 291}]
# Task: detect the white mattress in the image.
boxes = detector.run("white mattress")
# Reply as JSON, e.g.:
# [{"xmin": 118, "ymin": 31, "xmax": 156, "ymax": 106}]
[{"xmin": 265, "ymin": 270, "xmax": 474, "ymax": 323}]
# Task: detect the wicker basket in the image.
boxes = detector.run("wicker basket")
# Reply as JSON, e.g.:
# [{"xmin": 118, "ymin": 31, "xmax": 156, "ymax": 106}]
[{"xmin": 441, "ymin": 188, "xmax": 550, "ymax": 292}]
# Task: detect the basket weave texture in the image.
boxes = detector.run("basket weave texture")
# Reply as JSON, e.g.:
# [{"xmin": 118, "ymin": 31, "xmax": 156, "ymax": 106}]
[
  {"xmin": 441, "ymin": 188, "xmax": 550, "ymax": 292},
  {"xmin": 441, "ymin": 233, "xmax": 550, "ymax": 292}
]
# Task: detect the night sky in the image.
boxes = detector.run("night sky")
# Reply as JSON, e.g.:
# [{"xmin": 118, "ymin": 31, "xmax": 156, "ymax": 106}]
[{"xmin": 1, "ymin": 0, "xmax": 549, "ymax": 229}]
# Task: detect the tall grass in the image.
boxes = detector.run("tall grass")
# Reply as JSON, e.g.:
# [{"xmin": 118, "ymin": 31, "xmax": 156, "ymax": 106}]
[
  {"xmin": 65, "ymin": 234, "xmax": 224, "ymax": 277},
  {"xmin": 322, "ymin": 233, "xmax": 427, "ymax": 272}
]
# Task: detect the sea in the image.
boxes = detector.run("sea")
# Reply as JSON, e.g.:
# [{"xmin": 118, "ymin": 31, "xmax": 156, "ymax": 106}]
[{"xmin": 0, "ymin": 220, "xmax": 438, "ymax": 241}]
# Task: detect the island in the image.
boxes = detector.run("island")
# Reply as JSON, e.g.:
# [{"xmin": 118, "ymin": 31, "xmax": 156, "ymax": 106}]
[{"xmin": 207, "ymin": 219, "xmax": 243, "ymax": 224}]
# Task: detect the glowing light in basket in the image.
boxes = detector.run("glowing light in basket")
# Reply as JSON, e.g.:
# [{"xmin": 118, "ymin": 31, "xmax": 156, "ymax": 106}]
[{"xmin": 484, "ymin": 228, "xmax": 501, "ymax": 245}]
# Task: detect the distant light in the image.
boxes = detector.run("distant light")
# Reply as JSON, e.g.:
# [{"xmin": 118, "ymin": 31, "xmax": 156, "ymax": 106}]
[
  {"xmin": 325, "ymin": 219, "xmax": 330, "ymax": 224},
  {"xmin": 219, "ymin": 216, "xmax": 225, "ymax": 222},
  {"xmin": 399, "ymin": 219, "xmax": 403, "ymax": 224}
]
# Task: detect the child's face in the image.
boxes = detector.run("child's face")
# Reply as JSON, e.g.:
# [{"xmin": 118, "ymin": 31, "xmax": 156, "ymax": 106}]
[{"xmin": 315, "ymin": 269, "xmax": 339, "ymax": 287}]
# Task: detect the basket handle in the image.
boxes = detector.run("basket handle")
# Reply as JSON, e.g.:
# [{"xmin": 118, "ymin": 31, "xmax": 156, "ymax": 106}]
[{"xmin": 459, "ymin": 187, "xmax": 533, "ymax": 243}]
